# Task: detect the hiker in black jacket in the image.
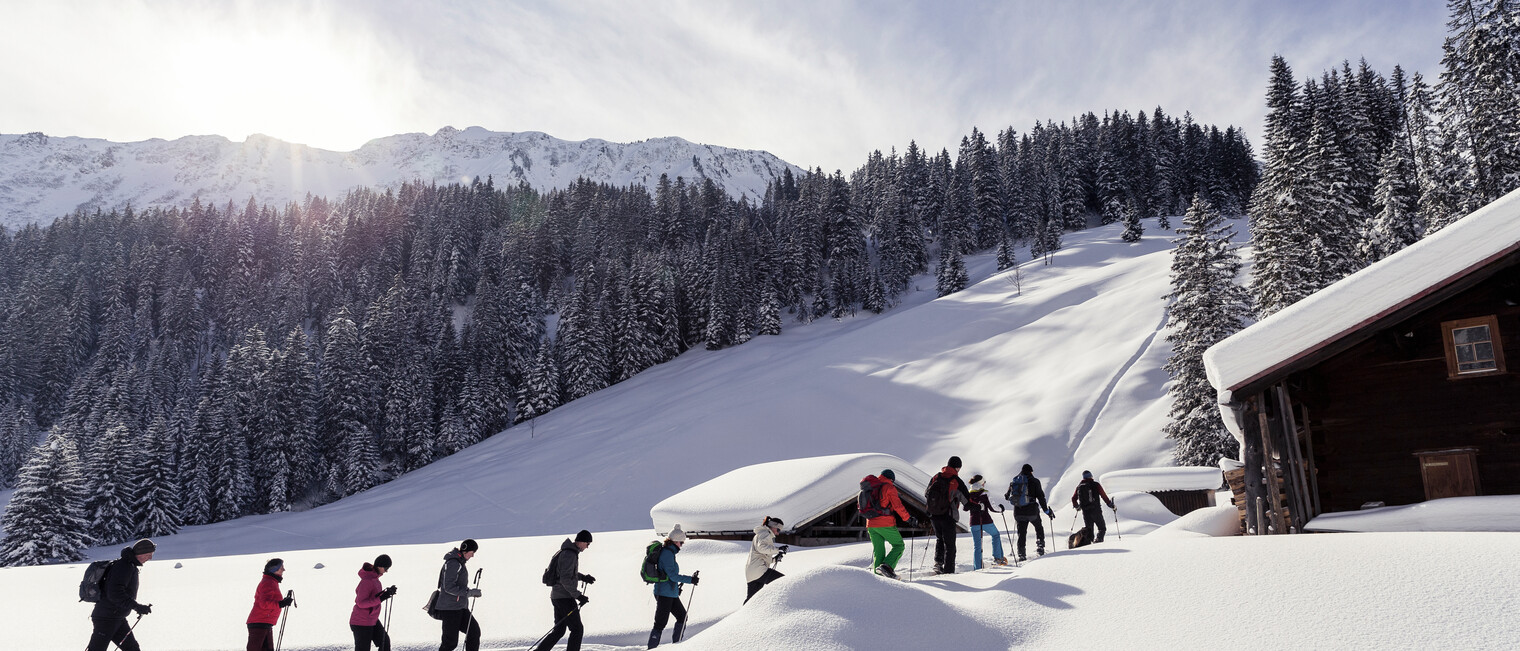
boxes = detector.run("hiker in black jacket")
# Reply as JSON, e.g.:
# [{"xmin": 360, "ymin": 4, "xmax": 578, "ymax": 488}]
[
  {"xmin": 1071, "ymin": 470, "xmax": 1116, "ymax": 543},
  {"xmin": 87, "ymin": 538, "xmax": 156, "ymax": 651},
  {"xmin": 926, "ymin": 456, "xmax": 971, "ymax": 574},
  {"xmin": 1007, "ymin": 464, "xmax": 1055, "ymax": 560},
  {"xmin": 534, "ymin": 530, "xmax": 596, "ymax": 651}
]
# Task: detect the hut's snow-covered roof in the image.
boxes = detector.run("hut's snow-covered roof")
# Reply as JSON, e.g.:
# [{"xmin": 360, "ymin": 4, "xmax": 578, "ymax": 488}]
[
  {"xmin": 1204, "ymin": 188, "xmax": 1520, "ymax": 444},
  {"xmin": 1101, "ymin": 467, "xmax": 1223, "ymax": 492},
  {"xmin": 649, "ymin": 453, "xmax": 932, "ymax": 535}
]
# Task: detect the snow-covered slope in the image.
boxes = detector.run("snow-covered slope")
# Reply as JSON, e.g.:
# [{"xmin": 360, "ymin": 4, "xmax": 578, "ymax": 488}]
[
  {"xmin": 128, "ymin": 217, "xmax": 1185, "ymax": 561},
  {"xmin": 0, "ymin": 127, "xmax": 802, "ymax": 228}
]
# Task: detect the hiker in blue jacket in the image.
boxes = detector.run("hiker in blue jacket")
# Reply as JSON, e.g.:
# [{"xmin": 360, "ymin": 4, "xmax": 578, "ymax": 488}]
[{"xmin": 648, "ymin": 524, "xmax": 698, "ymax": 649}]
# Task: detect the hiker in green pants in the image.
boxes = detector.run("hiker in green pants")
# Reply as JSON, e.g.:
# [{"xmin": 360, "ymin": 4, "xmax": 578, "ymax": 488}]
[{"xmin": 861, "ymin": 469, "xmax": 915, "ymax": 579}]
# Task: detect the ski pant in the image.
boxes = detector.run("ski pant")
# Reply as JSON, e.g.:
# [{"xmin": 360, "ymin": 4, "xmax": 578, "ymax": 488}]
[
  {"xmin": 647, "ymin": 594, "xmax": 686, "ymax": 648},
  {"xmin": 1016, "ymin": 513, "xmax": 1046, "ymax": 558},
  {"xmin": 533, "ymin": 598, "xmax": 584, "ymax": 651},
  {"xmin": 352, "ymin": 622, "xmax": 391, "ymax": 651},
  {"xmin": 87, "ymin": 616, "xmax": 140, "ymax": 651},
  {"xmin": 867, "ymin": 526, "xmax": 905, "ymax": 571},
  {"xmin": 970, "ymin": 523, "xmax": 1004, "ymax": 569},
  {"xmin": 1082, "ymin": 506, "xmax": 1107, "ymax": 543},
  {"xmin": 246, "ymin": 623, "xmax": 274, "ymax": 651},
  {"xmin": 745, "ymin": 568, "xmax": 784, "ymax": 603},
  {"xmin": 439, "ymin": 608, "xmax": 481, "ymax": 651},
  {"xmin": 931, "ymin": 514, "xmax": 957, "ymax": 571}
]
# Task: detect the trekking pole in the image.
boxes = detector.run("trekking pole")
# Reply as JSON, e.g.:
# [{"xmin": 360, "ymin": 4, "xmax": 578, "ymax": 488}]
[
  {"xmin": 464, "ymin": 568, "xmax": 483, "ymax": 641},
  {"xmin": 1113, "ymin": 504, "xmax": 1121, "ymax": 540},
  {"xmin": 685, "ymin": 571, "xmax": 700, "ymax": 624},
  {"xmin": 1047, "ymin": 512, "xmax": 1056, "ymax": 554},
  {"xmin": 998, "ymin": 510, "xmax": 1017, "ymax": 568},
  {"xmin": 275, "ymin": 590, "xmax": 295, "ymax": 651},
  {"xmin": 114, "ymin": 610, "xmax": 147, "ymax": 651},
  {"xmin": 1068, "ymin": 512, "xmax": 1079, "ymax": 549}
]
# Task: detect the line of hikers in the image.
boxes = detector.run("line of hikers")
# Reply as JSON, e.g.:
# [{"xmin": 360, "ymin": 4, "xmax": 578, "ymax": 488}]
[
  {"xmin": 859, "ymin": 456, "xmax": 1118, "ymax": 579},
  {"xmin": 81, "ymin": 460, "xmax": 1114, "ymax": 651}
]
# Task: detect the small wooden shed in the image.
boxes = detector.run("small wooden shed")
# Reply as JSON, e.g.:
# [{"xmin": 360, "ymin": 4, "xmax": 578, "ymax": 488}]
[
  {"xmin": 1204, "ymin": 188, "xmax": 1520, "ymax": 534},
  {"xmin": 1100, "ymin": 467, "xmax": 1223, "ymax": 517},
  {"xmin": 648, "ymin": 453, "xmax": 957, "ymax": 547}
]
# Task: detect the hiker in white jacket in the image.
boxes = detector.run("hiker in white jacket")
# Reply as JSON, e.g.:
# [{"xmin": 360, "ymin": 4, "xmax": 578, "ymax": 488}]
[{"xmin": 744, "ymin": 516, "xmax": 787, "ymax": 603}]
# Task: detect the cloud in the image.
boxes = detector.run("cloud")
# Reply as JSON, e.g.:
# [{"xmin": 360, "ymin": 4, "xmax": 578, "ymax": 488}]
[{"xmin": 1, "ymin": 0, "xmax": 1450, "ymax": 173}]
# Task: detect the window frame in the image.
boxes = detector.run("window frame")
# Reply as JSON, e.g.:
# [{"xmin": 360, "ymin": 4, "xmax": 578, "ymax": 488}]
[{"xmin": 1441, "ymin": 315, "xmax": 1506, "ymax": 378}]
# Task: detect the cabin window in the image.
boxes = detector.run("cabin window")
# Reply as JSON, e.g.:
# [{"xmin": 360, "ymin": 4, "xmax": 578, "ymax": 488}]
[{"xmin": 1441, "ymin": 316, "xmax": 1505, "ymax": 377}]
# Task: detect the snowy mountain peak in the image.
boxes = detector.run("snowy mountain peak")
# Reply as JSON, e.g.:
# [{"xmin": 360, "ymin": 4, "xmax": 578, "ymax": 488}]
[{"xmin": 0, "ymin": 128, "xmax": 804, "ymax": 228}]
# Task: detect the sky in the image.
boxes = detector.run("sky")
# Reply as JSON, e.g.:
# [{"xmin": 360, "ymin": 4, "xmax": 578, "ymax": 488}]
[{"xmin": 2, "ymin": 0, "xmax": 1449, "ymax": 173}]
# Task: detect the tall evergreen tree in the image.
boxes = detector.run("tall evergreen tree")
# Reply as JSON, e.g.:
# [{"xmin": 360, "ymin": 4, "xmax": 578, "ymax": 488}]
[
  {"xmin": 1164, "ymin": 197, "xmax": 1252, "ymax": 466},
  {"xmin": 132, "ymin": 417, "xmax": 181, "ymax": 537},
  {"xmin": 0, "ymin": 430, "xmax": 93, "ymax": 566}
]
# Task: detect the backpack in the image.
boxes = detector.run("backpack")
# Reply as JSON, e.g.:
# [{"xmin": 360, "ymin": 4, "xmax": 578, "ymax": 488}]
[
  {"xmin": 857, "ymin": 477, "xmax": 890, "ymax": 519},
  {"xmin": 640, "ymin": 542, "xmax": 669, "ymax": 584},
  {"xmin": 1006, "ymin": 474, "xmax": 1032, "ymax": 507},
  {"xmin": 79, "ymin": 559, "xmax": 114, "ymax": 603},
  {"xmin": 542, "ymin": 550, "xmax": 563, "ymax": 587},
  {"xmin": 1077, "ymin": 481, "xmax": 1100, "ymax": 509},
  {"xmin": 925, "ymin": 474, "xmax": 952, "ymax": 515}
]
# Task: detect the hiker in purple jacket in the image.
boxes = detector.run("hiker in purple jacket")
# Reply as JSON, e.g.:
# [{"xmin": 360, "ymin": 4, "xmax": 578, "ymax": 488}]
[{"xmin": 350, "ymin": 554, "xmax": 396, "ymax": 651}]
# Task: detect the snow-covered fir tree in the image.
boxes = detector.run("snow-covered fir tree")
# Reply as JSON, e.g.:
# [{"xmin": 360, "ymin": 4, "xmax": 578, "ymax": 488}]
[
  {"xmin": 515, "ymin": 339, "xmax": 561, "ymax": 423},
  {"xmin": 1164, "ymin": 196, "xmax": 1252, "ymax": 466},
  {"xmin": 132, "ymin": 417, "xmax": 181, "ymax": 537},
  {"xmin": 936, "ymin": 240, "xmax": 968, "ymax": 297},
  {"xmin": 0, "ymin": 430, "xmax": 93, "ymax": 566},
  {"xmin": 82, "ymin": 423, "xmax": 137, "ymax": 546}
]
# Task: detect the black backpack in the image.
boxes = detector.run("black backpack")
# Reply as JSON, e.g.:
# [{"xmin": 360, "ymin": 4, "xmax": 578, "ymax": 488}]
[
  {"xmin": 639, "ymin": 542, "xmax": 668, "ymax": 584},
  {"xmin": 1077, "ymin": 482, "xmax": 1100, "ymax": 509},
  {"xmin": 857, "ymin": 478, "xmax": 890, "ymax": 519},
  {"xmin": 925, "ymin": 474, "xmax": 951, "ymax": 515},
  {"xmin": 542, "ymin": 550, "xmax": 562, "ymax": 587},
  {"xmin": 79, "ymin": 559, "xmax": 114, "ymax": 603}
]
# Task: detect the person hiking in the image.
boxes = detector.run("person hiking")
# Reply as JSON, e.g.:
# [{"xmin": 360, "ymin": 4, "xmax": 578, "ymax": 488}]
[
  {"xmin": 351, "ymin": 554, "xmax": 396, "ymax": 651},
  {"xmin": 966, "ymin": 475, "xmax": 1008, "ymax": 569},
  {"xmin": 926, "ymin": 456, "xmax": 971, "ymax": 574},
  {"xmin": 745, "ymin": 516, "xmax": 787, "ymax": 602},
  {"xmin": 1071, "ymin": 470, "xmax": 1116, "ymax": 544},
  {"xmin": 436, "ymin": 539, "xmax": 483, "ymax": 651},
  {"xmin": 863, "ymin": 469, "xmax": 913, "ymax": 580},
  {"xmin": 246, "ymin": 558, "xmax": 293, "ymax": 651},
  {"xmin": 647, "ymin": 525, "xmax": 698, "ymax": 649},
  {"xmin": 1008, "ymin": 464, "xmax": 1055, "ymax": 560},
  {"xmin": 534, "ymin": 530, "xmax": 596, "ymax": 651},
  {"xmin": 86, "ymin": 538, "xmax": 156, "ymax": 651}
]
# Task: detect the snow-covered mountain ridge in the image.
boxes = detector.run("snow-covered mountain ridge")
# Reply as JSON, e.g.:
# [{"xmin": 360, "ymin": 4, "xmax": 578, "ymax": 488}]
[{"xmin": 0, "ymin": 127, "xmax": 803, "ymax": 228}]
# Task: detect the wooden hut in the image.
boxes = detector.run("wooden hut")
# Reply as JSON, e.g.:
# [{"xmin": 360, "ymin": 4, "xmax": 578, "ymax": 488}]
[
  {"xmin": 649, "ymin": 453, "xmax": 956, "ymax": 546},
  {"xmin": 1100, "ymin": 467, "xmax": 1223, "ymax": 517},
  {"xmin": 1204, "ymin": 188, "xmax": 1520, "ymax": 533}
]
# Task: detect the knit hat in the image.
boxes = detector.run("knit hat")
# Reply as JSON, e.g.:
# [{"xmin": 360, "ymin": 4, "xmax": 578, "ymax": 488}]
[
  {"xmin": 460, "ymin": 539, "xmax": 479, "ymax": 553},
  {"xmin": 764, "ymin": 516, "xmax": 784, "ymax": 529},
  {"xmin": 669, "ymin": 524, "xmax": 688, "ymax": 542},
  {"xmin": 130, "ymin": 538, "xmax": 157, "ymax": 555},
  {"xmin": 948, "ymin": 456, "xmax": 962, "ymax": 469},
  {"xmin": 970, "ymin": 476, "xmax": 986, "ymax": 491},
  {"xmin": 880, "ymin": 468, "xmax": 896, "ymax": 481},
  {"xmin": 1082, "ymin": 470, "xmax": 1093, "ymax": 480},
  {"xmin": 264, "ymin": 558, "xmax": 284, "ymax": 574},
  {"xmin": 374, "ymin": 554, "xmax": 392, "ymax": 569},
  {"xmin": 1022, "ymin": 464, "xmax": 1033, "ymax": 474},
  {"xmin": 575, "ymin": 529, "xmax": 594, "ymax": 544}
]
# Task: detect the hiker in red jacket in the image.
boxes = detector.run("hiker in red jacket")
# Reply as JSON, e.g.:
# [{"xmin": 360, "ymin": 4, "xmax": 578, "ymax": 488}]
[
  {"xmin": 863, "ymin": 469, "xmax": 914, "ymax": 579},
  {"xmin": 351, "ymin": 554, "xmax": 396, "ymax": 651},
  {"xmin": 246, "ymin": 558, "xmax": 292, "ymax": 651},
  {"xmin": 1071, "ymin": 470, "xmax": 1116, "ymax": 543}
]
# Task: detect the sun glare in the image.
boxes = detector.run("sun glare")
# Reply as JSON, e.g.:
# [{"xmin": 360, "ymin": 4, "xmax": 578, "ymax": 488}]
[{"xmin": 164, "ymin": 24, "xmax": 398, "ymax": 151}]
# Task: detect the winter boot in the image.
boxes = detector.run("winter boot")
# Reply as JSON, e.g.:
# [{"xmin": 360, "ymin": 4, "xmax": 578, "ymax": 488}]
[
  {"xmin": 877, "ymin": 564, "xmax": 898, "ymax": 580},
  {"xmin": 994, "ymin": 557, "xmax": 1009, "ymax": 566}
]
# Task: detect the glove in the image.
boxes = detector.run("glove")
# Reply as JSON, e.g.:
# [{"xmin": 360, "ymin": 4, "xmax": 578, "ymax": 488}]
[
  {"xmin": 278, "ymin": 597, "xmax": 293, "ymax": 608},
  {"xmin": 690, "ymin": 573, "xmax": 700, "ymax": 586},
  {"xmin": 907, "ymin": 517, "xmax": 920, "ymax": 528},
  {"xmin": 576, "ymin": 595, "xmax": 589, "ymax": 606},
  {"xmin": 582, "ymin": 574, "xmax": 597, "ymax": 585},
  {"xmin": 133, "ymin": 604, "xmax": 152, "ymax": 615},
  {"xmin": 773, "ymin": 552, "xmax": 785, "ymax": 562},
  {"xmin": 1044, "ymin": 508, "xmax": 1054, "ymax": 518},
  {"xmin": 779, "ymin": 545, "xmax": 789, "ymax": 552},
  {"xmin": 468, "ymin": 588, "xmax": 482, "ymax": 598},
  {"xmin": 379, "ymin": 586, "xmax": 397, "ymax": 601}
]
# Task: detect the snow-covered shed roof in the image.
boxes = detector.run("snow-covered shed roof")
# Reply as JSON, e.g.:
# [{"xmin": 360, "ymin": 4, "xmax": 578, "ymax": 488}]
[
  {"xmin": 649, "ymin": 453, "xmax": 932, "ymax": 535},
  {"xmin": 1205, "ymin": 188, "xmax": 1520, "ymax": 411},
  {"xmin": 1101, "ymin": 467, "xmax": 1223, "ymax": 493}
]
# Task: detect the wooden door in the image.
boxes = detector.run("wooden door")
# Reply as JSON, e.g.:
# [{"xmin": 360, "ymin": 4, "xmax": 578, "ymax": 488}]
[{"xmin": 1414, "ymin": 448, "xmax": 1481, "ymax": 500}]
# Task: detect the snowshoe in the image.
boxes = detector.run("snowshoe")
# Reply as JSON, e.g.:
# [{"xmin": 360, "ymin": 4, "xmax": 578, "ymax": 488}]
[
  {"xmin": 993, "ymin": 557, "xmax": 1009, "ymax": 566},
  {"xmin": 877, "ymin": 564, "xmax": 898, "ymax": 580}
]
